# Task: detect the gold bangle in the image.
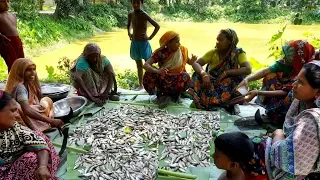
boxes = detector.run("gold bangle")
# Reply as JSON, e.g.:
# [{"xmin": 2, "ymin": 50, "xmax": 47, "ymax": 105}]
[
  {"xmin": 202, "ymin": 74, "xmax": 209, "ymax": 78},
  {"xmin": 37, "ymin": 166, "xmax": 47, "ymax": 171},
  {"xmin": 223, "ymin": 71, "xmax": 227, "ymax": 76}
]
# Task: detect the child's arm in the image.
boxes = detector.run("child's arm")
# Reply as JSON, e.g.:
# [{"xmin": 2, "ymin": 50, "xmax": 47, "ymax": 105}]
[
  {"xmin": 127, "ymin": 13, "xmax": 133, "ymax": 40},
  {"xmin": 145, "ymin": 14, "xmax": 160, "ymax": 40}
]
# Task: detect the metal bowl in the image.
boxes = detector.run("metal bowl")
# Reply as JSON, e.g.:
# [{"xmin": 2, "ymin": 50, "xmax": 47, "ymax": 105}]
[
  {"xmin": 53, "ymin": 96, "xmax": 87, "ymax": 118},
  {"xmin": 41, "ymin": 84, "xmax": 71, "ymax": 102},
  {"xmin": 41, "ymin": 84, "xmax": 70, "ymax": 94},
  {"xmin": 43, "ymin": 91, "xmax": 69, "ymax": 102}
]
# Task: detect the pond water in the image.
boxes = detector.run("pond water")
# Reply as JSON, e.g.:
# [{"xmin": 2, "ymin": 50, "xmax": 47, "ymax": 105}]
[{"xmin": 31, "ymin": 22, "xmax": 320, "ymax": 78}]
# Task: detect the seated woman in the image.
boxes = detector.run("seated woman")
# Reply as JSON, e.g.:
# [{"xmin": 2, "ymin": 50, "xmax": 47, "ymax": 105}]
[
  {"xmin": 5, "ymin": 58, "xmax": 64, "ymax": 132},
  {"xmin": 243, "ymin": 61, "xmax": 320, "ymax": 180},
  {"xmin": 238, "ymin": 40, "xmax": 315, "ymax": 125},
  {"xmin": 143, "ymin": 31, "xmax": 197, "ymax": 108},
  {"xmin": 188, "ymin": 28, "xmax": 252, "ymax": 111},
  {"xmin": 71, "ymin": 43, "xmax": 119, "ymax": 106},
  {"xmin": 0, "ymin": 90, "xmax": 59, "ymax": 180}
]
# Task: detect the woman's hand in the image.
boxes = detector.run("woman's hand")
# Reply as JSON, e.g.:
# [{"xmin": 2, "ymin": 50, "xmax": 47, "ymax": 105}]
[
  {"xmin": 50, "ymin": 119, "xmax": 64, "ymax": 128},
  {"xmin": 189, "ymin": 54, "xmax": 198, "ymax": 64},
  {"xmin": 91, "ymin": 97, "xmax": 104, "ymax": 106},
  {"xmin": 238, "ymin": 79, "xmax": 249, "ymax": 90},
  {"xmin": 35, "ymin": 166, "xmax": 51, "ymax": 180},
  {"xmin": 202, "ymin": 74, "xmax": 211, "ymax": 89},
  {"xmin": 216, "ymin": 71, "xmax": 227, "ymax": 84},
  {"xmin": 244, "ymin": 90, "xmax": 258, "ymax": 102},
  {"xmin": 272, "ymin": 129, "xmax": 284, "ymax": 138},
  {"xmin": 156, "ymin": 67, "xmax": 169, "ymax": 77},
  {"xmin": 272, "ymin": 129, "xmax": 285, "ymax": 143}
]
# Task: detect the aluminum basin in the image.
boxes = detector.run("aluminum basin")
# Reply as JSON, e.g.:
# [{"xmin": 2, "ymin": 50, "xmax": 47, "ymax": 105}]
[{"xmin": 54, "ymin": 96, "xmax": 87, "ymax": 118}]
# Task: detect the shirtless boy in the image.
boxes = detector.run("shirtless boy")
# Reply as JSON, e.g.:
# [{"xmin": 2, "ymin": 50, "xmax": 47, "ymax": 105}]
[
  {"xmin": 0, "ymin": 0, "xmax": 24, "ymax": 72},
  {"xmin": 127, "ymin": 0, "xmax": 160, "ymax": 90}
]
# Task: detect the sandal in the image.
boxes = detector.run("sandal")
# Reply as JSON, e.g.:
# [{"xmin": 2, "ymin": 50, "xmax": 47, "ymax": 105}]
[{"xmin": 109, "ymin": 94, "xmax": 120, "ymax": 101}]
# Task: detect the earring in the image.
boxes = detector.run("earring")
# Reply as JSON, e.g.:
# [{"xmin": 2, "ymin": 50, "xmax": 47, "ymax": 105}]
[{"xmin": 315, "ymin": 96, "xmax": 320, "ymax": 108}]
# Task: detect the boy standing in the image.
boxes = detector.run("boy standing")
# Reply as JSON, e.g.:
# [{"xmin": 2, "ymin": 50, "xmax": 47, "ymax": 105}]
[
  {"xmin": 127, "ymin": 0, "xmax": 160, "ymax": 90},
  {"xmin": 213, "ymin": 132, "xmax": 254, "ymax": 180},
  {"xmin": 0, "ymin": 0, "xmax": 25, "ymax": 72}
]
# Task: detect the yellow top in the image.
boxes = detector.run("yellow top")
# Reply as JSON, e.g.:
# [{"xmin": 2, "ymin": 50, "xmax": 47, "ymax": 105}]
[{"xmin": 202, "ymin": 49, "xmax": 248, "ymax": 70}]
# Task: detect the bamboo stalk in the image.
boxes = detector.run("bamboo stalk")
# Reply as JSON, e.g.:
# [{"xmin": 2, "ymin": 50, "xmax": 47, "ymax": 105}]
[
  {"xmin": 109, "ymin": 101, "xmax": 201, "ymax": 111},
  {"xmin": 158, "ymin": 169, "xmax": 197, "ymax": 179},
  {"xmin": 52, "ymin": 142, "xmax": 88, "ymax": 154},
  {"xmin": 157, "ymin": 175, "xmax": 190, "ymax": 180}
]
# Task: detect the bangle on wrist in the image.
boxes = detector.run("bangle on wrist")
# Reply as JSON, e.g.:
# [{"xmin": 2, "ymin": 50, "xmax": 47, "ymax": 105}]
[
  {"xmin": 37, "ymin": 165, "xmax": 47, "ymax": 171},
  {"xmin": 202, "ymin": 74, "xmax": 209, "ymax": 78},
  {"xmin": 223, "ymin": 71, "xmax": 227, "ymax": 76}
]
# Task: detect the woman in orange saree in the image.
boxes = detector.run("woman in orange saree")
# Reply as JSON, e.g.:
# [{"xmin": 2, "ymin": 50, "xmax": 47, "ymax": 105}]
[
  {"xmin": 5, "ymin": 58, "xmax": 64, "ymax": 132},
  {"xmin": 143, "ymin": 31, "xmax": 197, "ymax": 108}
]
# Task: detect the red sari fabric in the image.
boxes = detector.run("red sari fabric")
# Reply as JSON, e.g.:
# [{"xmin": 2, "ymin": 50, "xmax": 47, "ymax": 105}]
[{"xmin": 0, "ymin": 36, "xmax": 25, "ymax": 72}]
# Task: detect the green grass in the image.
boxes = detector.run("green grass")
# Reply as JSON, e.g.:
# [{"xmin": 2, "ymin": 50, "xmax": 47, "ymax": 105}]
[{"xmin": 28, "ymin": 22, "xmax": 320, "ymax": 78}]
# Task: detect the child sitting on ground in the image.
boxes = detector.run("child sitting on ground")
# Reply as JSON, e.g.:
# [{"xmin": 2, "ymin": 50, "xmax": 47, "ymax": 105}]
[{"xmin": 213, "ymin": 132, "xmax": 254, "ymax": 180}]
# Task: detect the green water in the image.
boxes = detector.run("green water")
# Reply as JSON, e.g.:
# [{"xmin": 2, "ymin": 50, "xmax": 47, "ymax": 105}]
[{"xmin": 29, "ymin": 22, "xmax": 320, "ymax": 78}]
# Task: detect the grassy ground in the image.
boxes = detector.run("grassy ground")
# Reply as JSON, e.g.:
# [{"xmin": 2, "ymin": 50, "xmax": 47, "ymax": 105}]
[{"xmin": 10, "ymin": 22, "xmax": 320, "ymax": 78}]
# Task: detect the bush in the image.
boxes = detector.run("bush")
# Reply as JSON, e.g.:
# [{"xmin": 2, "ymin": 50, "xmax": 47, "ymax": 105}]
[
  {"xmin": 11, "ymin": 0, "xmax": 39, "ymax": 19},
  {"xmin": 43, "ymin": 57, "xmax": 73, "ymax": 84},
  {"xmin": 301, "ymin": 9, "xmax": 320, "ymax": 24},
  {"xmin": 116, "ymin": 69, "xmax": 139, "ymax": 90},
  {"xmin": 0, "ymin": 58, "xmax": 8, "ymax": 82},
  {"xmin": 203, "ymin": 5, "xmax": 224, "ymax": 21},
  {"xmin": 18, "ymin": 15, "xmax": 94, "ymax": 49}
]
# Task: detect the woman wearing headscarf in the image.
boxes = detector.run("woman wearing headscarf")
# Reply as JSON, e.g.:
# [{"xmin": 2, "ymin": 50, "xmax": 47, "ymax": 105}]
[
  {"xmin": 188, "ymin": 28, "xmax": 252, "ymax": 112},
  {"xmin": 0, "ymin": 90, "xmax": 60, "ymax": 180},
  {"xmin": 71, "ymin": 43, "xmax": 119, "ymax": 106},
  {"xmin": 5, "ymin": 58, "xmax": 64, "ymax": 132},
  {"xmin": 143, "ymin": 31, "xmax": 197, "ymax": 108},
  {"xmin": 243, "ymin": 61, "xmax": 320, "ymax": 180},
  {"xmin": 238, "ymin": 40, "xmax": 315, "ymax": 125}
]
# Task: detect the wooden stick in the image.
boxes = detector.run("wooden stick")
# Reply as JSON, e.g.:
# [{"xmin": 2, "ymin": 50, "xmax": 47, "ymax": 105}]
[
  {"xmin": 158, "ymin": 169, "xmax": 197, "ymax": 179},
  {"xmin": 52, "ymin": 142, "xmax": 88, "ymax": 154}
]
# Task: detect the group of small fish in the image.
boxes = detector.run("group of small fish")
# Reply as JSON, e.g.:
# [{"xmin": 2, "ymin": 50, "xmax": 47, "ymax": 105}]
[{"xmin": 69, "ymin": 104, "xmax": 220, "ymax": 180}]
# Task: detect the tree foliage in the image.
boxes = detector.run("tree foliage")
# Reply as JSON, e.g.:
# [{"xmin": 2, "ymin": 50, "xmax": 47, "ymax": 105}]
[
  {"xmin": 54, "ymin": 0, "xmax": 87, "ymax": 18},
  {"xmin": 11, "ymin": 0, "xmax": 39, "ymax": 19}
]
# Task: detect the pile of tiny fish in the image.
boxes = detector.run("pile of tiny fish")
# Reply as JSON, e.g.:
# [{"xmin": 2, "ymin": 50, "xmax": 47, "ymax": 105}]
[{"xmin": 69, "ymin": 105, "xmax": 220, "ymax": 180}]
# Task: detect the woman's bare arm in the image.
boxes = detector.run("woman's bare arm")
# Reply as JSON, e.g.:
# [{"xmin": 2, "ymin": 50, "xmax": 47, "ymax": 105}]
[
  {"xmin": 225, "ymin": 61, "xmax": 252, "ymax": 76},
  {"xmin": 74, "ymin": 71, "xmax": 94, "ymax": 100},
  {"xmin": 143, "ymin": 58, "xmax": 159, "ymax": 73}
]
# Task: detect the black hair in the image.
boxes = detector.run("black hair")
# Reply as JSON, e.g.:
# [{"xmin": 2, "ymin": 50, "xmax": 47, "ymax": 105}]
[
  {"xmin": 131, "ymin": 0, "xmax": 144, "ymax": 3},
  {"xmin": 0, "ymin": 91, "xmax": 13, "ymax": 111},
  {"xmin": 220, "ymin": 30, "xmax": 233, "ymax": 43},
  {"xmin": 214, "ymin": 132, "xmax": 254, "ymax": 165},
  {"xmin": 303, "ymin": 62, "xmax": 320, "ymax": 89}
]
